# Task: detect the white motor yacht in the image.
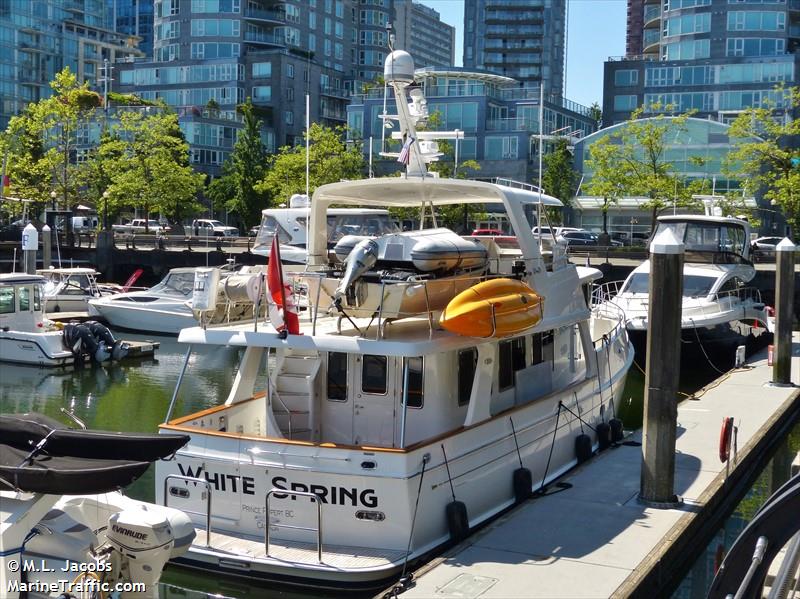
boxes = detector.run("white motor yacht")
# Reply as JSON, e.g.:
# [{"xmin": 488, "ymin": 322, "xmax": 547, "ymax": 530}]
[
  {"xmin": 37, "ymin": 267, "xmax": 123, "ymax": 313},
  {"xmin": 153, "ymin": 48, "xmax": 634, "ymax": 590},
  {"xmin": 595, "ymin": 212, "xmax": 772, "ymax": 366},
  {"xmin": 88, "ymin": 266, "xmax": 264, "ymax": 335}
]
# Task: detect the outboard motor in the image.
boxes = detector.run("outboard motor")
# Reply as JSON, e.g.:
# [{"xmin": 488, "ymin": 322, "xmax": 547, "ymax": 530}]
[
  {"xmin": 63, "ymin": 323, "xmax": 99, "ymax": 358},
  {"xmin": 335, "ymin": 238, "xmax": 379, "ymax": 303}
]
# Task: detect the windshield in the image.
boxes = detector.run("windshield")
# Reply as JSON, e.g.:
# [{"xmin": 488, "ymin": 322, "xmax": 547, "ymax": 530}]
[
  {"xmin": 207, "ymin": 220, "xmax": 225, "ymax": 227},
  {"xmin": 326, "ymin": 214, "xmax": 398, "ymax": 243},
  {"xmin": 150, "ymin": 271, "xmax": 196, "ymax": 297},
  {"xmin": 623, "ymin": 273, "xmax": 717, "ymax": 297},
  {"xmin": 654, "ymin": 221, "xmax": 747, "ymax": 255}
]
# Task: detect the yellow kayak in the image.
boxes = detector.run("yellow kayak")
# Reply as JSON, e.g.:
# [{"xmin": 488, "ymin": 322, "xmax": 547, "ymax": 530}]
[{"xmin": 439, "ymin": 278, "xmax": 544, "ymax": 338}]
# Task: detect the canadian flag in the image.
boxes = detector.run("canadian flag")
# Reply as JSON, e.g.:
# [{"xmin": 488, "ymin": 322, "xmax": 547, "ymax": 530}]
[{"xmin": 267, "ymin": 236, "xmax": 300, "ymax": 336}]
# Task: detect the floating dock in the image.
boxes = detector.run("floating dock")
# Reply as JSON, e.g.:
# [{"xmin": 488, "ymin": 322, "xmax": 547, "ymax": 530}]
[{"xmin": 383, "ymin": 338, "xmax": 800, "ymax": 599}]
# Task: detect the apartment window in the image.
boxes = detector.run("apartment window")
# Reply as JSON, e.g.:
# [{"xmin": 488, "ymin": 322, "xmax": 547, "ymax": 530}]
[
  {"xmin": 402, "ymin": 357, "xmax": 424, "ymax": 408},
  {"xmin": 335, "ymin": 0, "xmax": 343, "ymax": 17},
  {"xmin": 335, "ymin": 21, "xmax": 343, "ymax": 39},
  {"xmin": 324, "ymin": 17, "xmax": 332, "ymax": 34},
  {"xmin": 663, "ymin": 38, "xmax": 710, "ymax": 60},
  {"xmin": 309, "ymin": 11, "xmax": 316, "ymax": 29},
  {"xmin": 458, "ymin": 348, "xmax": 477, "ymax": 406},
  {"xmin": 285, "ymin": 110, "xmax": 294, "ymax": 124},
  {"xmin": 286, "ymin": 64, "xmax": 294, "ymax": 78},
  {"xmin": 251, "ymin": 62, "xmax": 271, "ymax": 78},
  {"xmin": 484, "ymin": 136, "xmax": 518, "ymax": 160},
  {"xmin": 728, "ymin": 11, "xmax": 786, "ymax": 31},
  {"xmin": 726, "ymin": 37, "xmax": 785, "ymax": 56},
  {"xmin": 308, "ymin": 33, "xmax": 316, "ymax": 51},
  {"xmin": 614, "ymin": 94, "xmax": 638, "ymax": 111},
  {"xmin": 285, "ymin": 87, "xmax": 294, "ymax": 101},
  {"xmin": 362, "ymin": 355, "xmax": 387, "ymax": 394},
  {"xmin": 252, "ymin": 85, "xmax": 271, "ymax": 101},
  {"xmin": 327, "ymin": 352, "xmax": 347, "ymax": 400},
  {"xmin": 664, "ymin": 13, "xmax": 711, "ymax": 36},
  {"xmin": 614, "ymin": 69, "xmax": 638, "ymax": 86}
]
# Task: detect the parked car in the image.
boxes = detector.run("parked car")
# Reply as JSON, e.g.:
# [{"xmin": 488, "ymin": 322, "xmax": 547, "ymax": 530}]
[
  {"xmin": 751, "ymin": 236, "xmax": 782, "ymax": 251},
  {"xmin": 192, "ymin": 219, "xmax": 239, "ymax": 237},
  {"xmin": 112, "ymin": 219, "xmax": 170, "ymax": 234},
  {"xmin": 471, "ymin": 228, "xmax": 504, "ymax": 236},
  {"xmin": 558, "ymin": 230, "xmax": 623, "ymax": 247}
]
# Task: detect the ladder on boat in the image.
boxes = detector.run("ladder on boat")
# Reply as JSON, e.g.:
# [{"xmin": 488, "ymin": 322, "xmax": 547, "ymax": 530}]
[{"xmin": 271, "ymin": 349, "xmax": 321, "ymax": 441}]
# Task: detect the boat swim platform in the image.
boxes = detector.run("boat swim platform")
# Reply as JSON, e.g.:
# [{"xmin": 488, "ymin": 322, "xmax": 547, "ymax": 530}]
[
  {"xmin": 384, "ymin": 335, "xmax": 800, "ymax": 599},
  {"xmin": 185, "ymin": 528, "xmax": 406, "ymax": 571}
]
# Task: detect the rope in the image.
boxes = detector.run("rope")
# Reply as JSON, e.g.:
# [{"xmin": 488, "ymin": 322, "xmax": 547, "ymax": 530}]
[
  {"xmin": 538, "ymin": 402, "xmax": 562, "ymax": 495},
  {"xmin": 441, "ymin": 444, "xmax": 457, "ymax": 502},
  {"xmin": 604, "ymin": 335, "xmax": 616, "ymax": 403},
  {"xmin": 509, "ymin": 417, "xmax": 524, "ymax": 469},
  {"xmin": 559, "ymin": 398, "xmax": 597, "ymax": 434},
  {"xmin": 393, "ymin": 454, "xmax": 430, "ymax": 597},
  {"xmin": 689, "ymin": 318, "xmax": 727, "ymax": 375}
]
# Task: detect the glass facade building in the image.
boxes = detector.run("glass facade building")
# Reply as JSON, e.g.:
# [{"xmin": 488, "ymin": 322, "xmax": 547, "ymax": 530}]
[
  {"xmin": 0, "ymin": 0, "xmax": 143, "ymax": 129},
  {"xmin": 463, "ymin": 0, "xmax": 567, "ymax": 99},
  {"xmin": 348, "ymin": 68, "xmax": 596, "ymax": 182},
  {"xmin": 110, "ymin": 0, "xmax": 155, "ymax": 58},
  {"xmin": 393, "ymin": 1, "xmax": 455, "ymax": 69},
  {"xmin": 604, "ymin": 0, "xmax": 800, "ymax": 123}
]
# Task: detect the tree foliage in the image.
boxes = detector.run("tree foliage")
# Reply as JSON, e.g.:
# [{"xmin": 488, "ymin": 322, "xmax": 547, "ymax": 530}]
[
  {"xmin": 206, "ymin": 98, "xmax": 269, "ymax": 229},
  {"xmin": 254, "ymin": 123, "xmax": 365, "ymax": 205},
  {"xmin": 542, "ymin": 138, "xmax": 578, "ymax": 205},
  {"xmin": 90, "ymin": 109, "xmax": 205, "ymax": 229},
  {"xmin": 2, "ymin": 68, "xmax": 99, "ymax": 215},
  {"xmin": 584, "ymin": 106, "xmax": 702, "ymax": 230},
  {"xmin": 725, "ymin": 86, "xmax": 800, "ymax": 237}
]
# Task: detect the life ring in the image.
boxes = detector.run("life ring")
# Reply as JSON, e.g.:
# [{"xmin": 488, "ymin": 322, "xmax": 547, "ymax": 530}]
[{"xmin": 719, "ymin": 417, "xmax": 734, "ymax": 463}]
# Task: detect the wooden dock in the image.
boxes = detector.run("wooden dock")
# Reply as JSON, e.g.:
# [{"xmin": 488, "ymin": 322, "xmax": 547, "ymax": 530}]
[
  {"xmin": 382, "ymin": 337, "xmax": 800, "ymax": 599},
  {"xmin": 44, "ymin": 312, "xmax": 159, "ymax": 362}
]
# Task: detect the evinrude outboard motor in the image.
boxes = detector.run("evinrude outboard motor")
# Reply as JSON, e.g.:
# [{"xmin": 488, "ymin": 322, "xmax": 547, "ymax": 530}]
[
  {"xmin": 85, "ymin": 320, "xmax": 129, "ymax": 362},
  {"xmin": 335, "ymin": 238, "xmax": 379, "ymax": 304}
]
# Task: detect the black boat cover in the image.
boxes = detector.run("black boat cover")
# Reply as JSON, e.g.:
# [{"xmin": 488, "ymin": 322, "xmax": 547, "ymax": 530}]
[
  {"xmin": 0, "ymin": 413, "xmax": 189, "ymax": 462},
  {"xmin": 0, "ymin": 413, "xmax": 190, "ymax": 495}
]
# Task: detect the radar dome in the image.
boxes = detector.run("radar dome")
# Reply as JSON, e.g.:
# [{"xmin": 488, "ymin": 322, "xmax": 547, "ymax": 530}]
[{"xmin": 384, "ymin": 50, "xmax": 415, "ymax": 84}]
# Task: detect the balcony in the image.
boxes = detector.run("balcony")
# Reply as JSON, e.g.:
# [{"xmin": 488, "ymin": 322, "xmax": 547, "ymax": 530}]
[
  {"xmin": 243, "ymin": 8, "xmax": 283, "ymax": 25},
  {"xmin": 643, "ymin": 27, "xmax": 661, "ymax": 54},
  {"xmin": 243, "ymin": 32, "xmax": 284, "ymax": 47},
  {"xmin": 320, "ymin": 85, "xmax": 349, "ymax": 99},
  {"xmin": 643, "ymin": 5, "xmax": 660, "ymax": 27}
]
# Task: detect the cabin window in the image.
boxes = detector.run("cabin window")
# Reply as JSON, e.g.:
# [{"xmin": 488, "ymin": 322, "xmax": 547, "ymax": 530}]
[
  {"xmin": 19, "ymin": 286, "xmax": 30, "ymax": 311},
  {"xmin": 0, "ymin": 287, "xmax": 14, "ymax": 314},
  {"xmin": 498, "ymin": 341, "xmax": 514, "ymax": 391},
  {"xmin": 402, "ymin": 357, "xmax": 424, "ymax": 408},
  {"xmin": 327, "ymin": 352, "xmax": 348, "ymax": 401},
  {"xmin": 511, "ymin": 336, "xmax": 526, "ymax": 371},
  {"xmin": 458, "ymin": 348, "xmax": 477, "ymax": 406},
  {"xmin": 531, "ymin": 333, "xmax": 543, "ymax": 365},
  {"xmin": 542, "ymin": 331, "xmax": 554, "ymax": 364},
  {"xmin": 362, "ymin": 355, "xmax": 387, "ymax": 395},
  {"xmin": 33, "ymin": 286, "xmax": 40, "ymax": 311}
]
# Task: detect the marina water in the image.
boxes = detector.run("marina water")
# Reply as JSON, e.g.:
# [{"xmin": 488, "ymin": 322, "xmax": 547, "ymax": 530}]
[{"xmin": 0, "ymin": 333, "xmax": 790, "ymax": 598}]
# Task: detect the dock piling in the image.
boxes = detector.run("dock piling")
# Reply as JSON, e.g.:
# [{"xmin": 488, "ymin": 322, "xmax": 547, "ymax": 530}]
[
  {"xmin": 640, "ymin": 229, "xmax": 684, "ymax": 507},
  {"xmin": 22, "ymin": 223, "xmax": 38, "ymax": 275},
  {"xmin": 41, "ymin": 225, "xmax": 51, "ymax": 269},
  {"xmin": 772, "ymin": 238, "xmax": 796, "ymax": 386}
]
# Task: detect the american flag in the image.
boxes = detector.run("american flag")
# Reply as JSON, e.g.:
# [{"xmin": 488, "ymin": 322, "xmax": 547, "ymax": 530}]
[{"xmin": 397, "ymin": 136, "xmax": 415, "ymax": 165}]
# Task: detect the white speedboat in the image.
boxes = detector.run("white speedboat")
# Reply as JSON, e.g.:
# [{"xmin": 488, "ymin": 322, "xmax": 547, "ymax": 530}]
[
  {"xmin": 88, "ymin": 266, "xmax": 264, "ymax": 335},
  {"xmin": 37, "ymin": 267, "xmax": 123, "ymax": 313},
  {"xmin": 0, "ymin": 413, "xmax": 194, "ymax": 598},
  {"xmin": 153, "ymin": 48, "xmax": 634, "ymax": 590},
  {"xmin": 595, "ymin": 212, "xmax": 772, "ymax": 366}
]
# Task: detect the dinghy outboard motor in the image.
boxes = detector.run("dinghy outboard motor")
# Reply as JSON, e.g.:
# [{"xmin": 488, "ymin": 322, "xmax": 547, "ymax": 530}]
[{"xmin": 335, "ymin": 238, "xmax": 379, "ymax": 304}]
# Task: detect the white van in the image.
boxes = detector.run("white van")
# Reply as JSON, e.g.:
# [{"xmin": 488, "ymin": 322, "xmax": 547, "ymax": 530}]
[{"xmin": 72, "ymin": 216, "xmax": 99, "ymax": 232}]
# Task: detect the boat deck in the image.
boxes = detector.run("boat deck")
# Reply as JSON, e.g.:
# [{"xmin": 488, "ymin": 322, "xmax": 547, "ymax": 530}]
[{"xmin": 194, "ymin": 528, "xmax": 406, "ymax": 571}]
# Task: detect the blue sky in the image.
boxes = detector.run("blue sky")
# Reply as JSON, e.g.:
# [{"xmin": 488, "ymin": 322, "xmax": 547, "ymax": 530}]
[{"xmin": 417, "ymin": 0, "xmax": 627, "ymax": 108}]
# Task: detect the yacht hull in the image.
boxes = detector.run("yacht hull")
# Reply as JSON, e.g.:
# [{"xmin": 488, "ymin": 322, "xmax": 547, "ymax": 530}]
[
  {"xmin": 89, "ymin": 299, "xmax": 195, "ymax": 335},
  {"xmin": 0, "ymin": 331, "xmax": 74, "ymax": 367},
  {"xmin": 156, "ymin": 329, "xmax": 632, "ymax": 588}
]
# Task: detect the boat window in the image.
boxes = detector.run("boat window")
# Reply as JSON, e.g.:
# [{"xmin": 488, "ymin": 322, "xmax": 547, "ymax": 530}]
[
  {"xmin": 33, "ymin": 285, "xmax": 40, "ymax": 311},
  {"xmin": 19, "ymin": 286, "xmax": 30, "ymax": 311},
  {"xmin": 499, "ymin": 340, "xmax": 514, "ymax": 391},
  {"xmin": 718, "ymin": 278, "xmax": 740, "ymax": 294},
  {"xmin": 0, "ymin": 286, "xmax": 14, "ymax": 314},
  {"xmin": 542, "ymin": 331, "xmax": 554, "ymax": 364},
  {"xmin": 327, "ymin": 352, "xmax": 348, "ymax": 401},
  {"xmin": 458, "ymin": 348, "xmax": 477, "ymax": 406},
  {"xmin": 64, "ymin": 274, "xmax": 90, "ymax": 295},
  {"xmin": 402, "ymin": 357, "xmax": 424, "ymax": 409},
  {"xmin": 683, "ymin": 275, "xmax": 716, "ymax": 298},
  {"xmin": 327, "ymin": 214, "xmax": 398, "ymax": 243},
  {"xmin": 511, "ymin": 336, "xmax": 526, "ymax": 371},
  {"xmin": 253, "ymin": 215, "xmax": 293, "ymax": 251},
  {"xmin": 362, "ymin": 355, "xmax": 387, "ymax": 395},
  {"xmin": 625, "ymin": 273, "xmax": 716, "ymax": 298},
  {"xmin": 531, "ymin": 333, "xmax": 543, "ymax": 365}
]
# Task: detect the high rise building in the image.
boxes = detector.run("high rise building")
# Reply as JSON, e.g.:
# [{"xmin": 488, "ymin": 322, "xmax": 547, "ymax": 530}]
[
  {"xmin": 110, "ymin": 0, "xmax": 155, "ymax": 58},
  {"xmin": 463, "ymin": 0, "xmax": 567, "ymax": 99},
  {"xmin": 604, "ymin": 0, "xmax": 800, "ymax": 124},
  {"xmin": 0, "ymin": 0, "xmax": 143, "ymax": 129},
  {"xmin": 393, "ymin": 1, "xmax": 455, "ymax": 68}
]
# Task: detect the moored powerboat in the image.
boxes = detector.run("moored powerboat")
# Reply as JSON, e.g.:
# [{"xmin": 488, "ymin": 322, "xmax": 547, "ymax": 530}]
[
  {"xmin": 153, "ymin": 47, "xmax": 634, "ymax": 590},
  {"xmin": 0, "ymin": 412, "xmax": 194, "ymax": 599},
  {"xmin": 37, "ymin": 267, "xmax": 124, "ymax": 314},
  {"xmin": 88, "ymin": 266, "xmax": 265, "ymax": 335},
  {"xmin": 595, "ymin": 212, "xmax": 772, "ymax": 367}
]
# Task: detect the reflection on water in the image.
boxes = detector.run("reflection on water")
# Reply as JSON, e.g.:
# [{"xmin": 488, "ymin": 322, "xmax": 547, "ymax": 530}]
[{"xmin": 671, "ymin": 424, "xmax": 800, "ymax": 598}]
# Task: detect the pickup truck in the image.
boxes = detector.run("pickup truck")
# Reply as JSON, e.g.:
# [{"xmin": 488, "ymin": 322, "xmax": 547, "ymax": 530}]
[
  {"xmin": 191, "ymin": 219, "xmax": 239, "ymax": 237},
  {"xmin": 112, "ymin": 219, "xmax": 170, "ymax": 234}
]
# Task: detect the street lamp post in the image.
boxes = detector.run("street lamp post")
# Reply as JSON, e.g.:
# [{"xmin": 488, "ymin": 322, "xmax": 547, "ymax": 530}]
[
  {"xmin": 103, "ymin": 190, "xmax": 110, "ymax": 230},
  {"xmin": 50, "ymin": 190, "xmax": 57, "ymax": 211}
]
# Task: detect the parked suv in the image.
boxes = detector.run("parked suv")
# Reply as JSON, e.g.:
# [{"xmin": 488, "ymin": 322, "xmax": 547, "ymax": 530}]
[{"xmin": 191, "ymin": 219, "xmax": 239, "ymax": 237}]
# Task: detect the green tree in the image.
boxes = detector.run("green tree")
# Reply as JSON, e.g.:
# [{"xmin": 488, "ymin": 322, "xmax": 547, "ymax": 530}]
[
  {"xmin": 3, "ymin": 68, "xmax": 100, "ymax": 215},
  {"xmin": 725, "ymin": 86, "xmax": 800, "ymax": 237},
  {"xmin": 207, "ymin": 98, "xmax": 269, "ymax": 229},
  {"xmin": 588, "ymin": 102, "xmax": 602, "ymax": 128},
  {"xmin": 255, "ymin": 123, "xmax": 365, "ymax": 205},
  {"xmin": 584, "ymin": 106, "xmax": 700, "ymax": 232},
  {"xmin": 98, "ymin": 109, "xmax": 205, "ymax": 230},
  {"xmin": 541, "ymin": 138, "xmax": 578, "ymax": 226}
]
